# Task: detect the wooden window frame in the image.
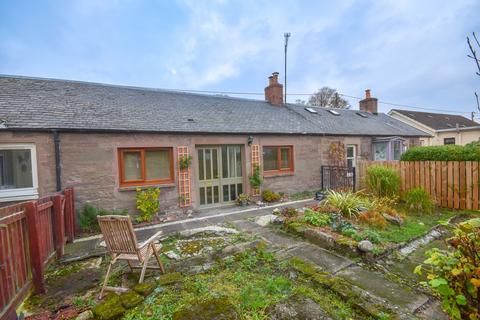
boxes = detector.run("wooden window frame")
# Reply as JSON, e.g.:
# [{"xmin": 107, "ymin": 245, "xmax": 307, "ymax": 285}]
[
  {"xmin": 118, "ymin": 147, "xmax": 174, "ymax": 187},
  {"xmin": 263, "ymin": 146, "xmax": 294, "ymax": 175}
]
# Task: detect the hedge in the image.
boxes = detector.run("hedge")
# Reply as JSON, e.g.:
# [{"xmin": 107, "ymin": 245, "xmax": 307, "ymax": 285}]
[{"xmin": 400, "ymin": 144, "xmax": 480, "ymax": 161}]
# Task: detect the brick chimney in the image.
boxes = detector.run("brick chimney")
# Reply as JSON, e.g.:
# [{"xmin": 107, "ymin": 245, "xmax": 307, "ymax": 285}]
[
  {"xmin": 264, "ymin": 72, "xmax": 283, "ymax": 106},
  {"xmin": 359, "ymin": 89, "xmax": 378, "ymax": 114}
]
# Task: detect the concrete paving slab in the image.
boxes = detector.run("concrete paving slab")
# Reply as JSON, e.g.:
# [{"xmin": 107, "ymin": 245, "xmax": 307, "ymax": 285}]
[
  {"xmin": 337, "ymin": 265, "xmax": 429, "ymax": 312},
  {"xmin": 287, "ymin": 244, "xmax": 353, "ymax": 273}
]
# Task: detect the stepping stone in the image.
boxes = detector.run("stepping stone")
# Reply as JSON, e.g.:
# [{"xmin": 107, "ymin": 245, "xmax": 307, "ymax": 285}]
[
  {"xmin": 415, "ymin": 300, "xmax": 448, "ymax": 320},
  {"xmin": 287, "ymin": 244, "xmax": 353, "ymax": 273},
  {"xmin": 336, "ymin": 265, "xmax": 429, "ymax": 312},
  {"xmin": 231, "ymin": 220, "xmax": 268, "ymax": 234}
]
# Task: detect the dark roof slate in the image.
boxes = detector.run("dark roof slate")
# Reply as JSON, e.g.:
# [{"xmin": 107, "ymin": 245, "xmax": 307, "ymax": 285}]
[
  {"xmin": 0, "ymin": 75, "xmax": 428, "ymax": 137},
  {"xmin": 391, "ymin": 109, "xmax": 479, "ymax": 130}
]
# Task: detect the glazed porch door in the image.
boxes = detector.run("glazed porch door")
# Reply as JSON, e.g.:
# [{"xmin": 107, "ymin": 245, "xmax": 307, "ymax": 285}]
[{"xmin": 197, "ymin": 145, "xmax": 243, "ymax": 207}]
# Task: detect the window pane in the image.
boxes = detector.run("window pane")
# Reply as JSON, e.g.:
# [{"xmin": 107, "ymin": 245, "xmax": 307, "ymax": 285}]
[
  {"xmin": 237, "ymin": 183, "xmax": 243, "ymax": 195},
  {"xmin": 146, "ymin": 150, "xmax": 171, "ymax": 180},
  {"xmin": 280, "ymin": 148, "xmax": 291, "ymax": 169},
  {"xmin": 235, "ymin": 147, "xmax": 242, "ymax": 177},
  {"xmin": 373, "ymin": 143, "xmax": 388, "ymax": 161},
  {"xmin": 0, "ymin": 149, "xmax": 33, "ymax": 189},
  {"xmin": 198, "ymin": 149, "xmax": 204, "ymax": 180},
  {"xmin": 123, "ymin": 152, "xmax": 142, "ymax": 181},
  {"xmin": 213, "ymin": 186, "xmax": 219, "ymax": 203},
  {"xmin": 347, "ymin": 146, "xmax": 354, "ymax": 158},
  {"xmin": 229, "ymin": 147, "xmax": 236, "ymax": 177},
  {"xmin": 263, "ymin": 147, "xmax": 278, "ymax": 171},
  {"xmin": 200, "ymin": 187, "xmax": 206, "ymax": 205},
  {"xmin": 347, "ymin": 159, "xmax": 354, "ymax": 168},
  {"xmin": 393, "ymin": 141, "xmax": 403, "ymax": 160},
  {"xmin": 230, "ymin": 184, "xmax": 236, "ymax": 201},
  {"xmin": 206, "ymin": 186, "xmax": 212, "ymax": 204},
  {"xmin": 222, "ymin": 146, "xmax": 228, "ymax": 178},
  {"xmin": 212, "ymin": 149, "xmax": 218, "ymax": 179},
  {"xmin": 223, "ymin": 185, "xmax": 229, "ymax": 202},
  {"xmin": 205, "ymin": 149, "xmax": 211, "ymax": 180}
]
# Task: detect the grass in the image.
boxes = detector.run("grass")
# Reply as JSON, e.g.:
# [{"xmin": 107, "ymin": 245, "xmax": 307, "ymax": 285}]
[
  {"xmin": 288, "ymin": 190, "xmax": 319, "ymax": 201},
  {"xmin": 367, "ymin": 209, "xmax": 477, "ymax": 244},
  {"xmin": 122, "ymin": 248, "xmax": 363, "ymax": 320}
]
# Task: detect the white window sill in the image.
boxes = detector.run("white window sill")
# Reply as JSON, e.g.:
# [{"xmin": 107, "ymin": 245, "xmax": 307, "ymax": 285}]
[{"xmin": 0, "ymin": 188, "xmax": 39, "ymax": 203}]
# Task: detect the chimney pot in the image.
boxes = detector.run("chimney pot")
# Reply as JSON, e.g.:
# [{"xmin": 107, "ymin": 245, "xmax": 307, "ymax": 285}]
[
  {"xmin": 359, "ymin": 89, "xmax": 378, "ymax": 114},
  {"xmin": 265, "ymin": 72, "xmax": 283, "ymax": 106}
]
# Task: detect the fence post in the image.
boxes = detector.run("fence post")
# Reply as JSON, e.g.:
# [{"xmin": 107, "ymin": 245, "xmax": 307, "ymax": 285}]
[
  {"xmin": 24, "ymin": 201, "xmax": 45, "ymax": 294},
  {"xmin": 64, "ymin": 188, "xmax": 75, "ymax": 243},
  {"xmin": 53, "ymin": 194, "xmax": 65, "ymax": 258}
]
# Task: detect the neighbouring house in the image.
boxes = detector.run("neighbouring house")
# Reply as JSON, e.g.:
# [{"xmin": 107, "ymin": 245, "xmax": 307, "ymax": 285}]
[
  {"xmin": 388, "ymin": 109, "xmax": 480, "ymax": 146},
  {"xmin": 0, "ymin": 73, "xmax": 428, "ymax": 214}
]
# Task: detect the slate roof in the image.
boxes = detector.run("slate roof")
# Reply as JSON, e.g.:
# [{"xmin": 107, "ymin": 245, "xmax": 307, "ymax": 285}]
[
  {"xmin": 0, "ymin": 75, "xmax": 428, "ymax": 137},
  {"xmin": 391, "ymin": 109, "xmax": 479, "ymax": 131}
]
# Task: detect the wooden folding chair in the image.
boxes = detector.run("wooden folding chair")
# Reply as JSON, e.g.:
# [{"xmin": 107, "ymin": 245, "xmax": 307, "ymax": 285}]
[{"xmin": 97, "ymin": 215, "xmax": 165, "ymax": 299}]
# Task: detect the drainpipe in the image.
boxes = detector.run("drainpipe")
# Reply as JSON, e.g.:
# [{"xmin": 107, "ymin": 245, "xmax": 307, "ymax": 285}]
[{"xmin": 53, "ymin": 131, "xmax": 62, "ymax": 191}]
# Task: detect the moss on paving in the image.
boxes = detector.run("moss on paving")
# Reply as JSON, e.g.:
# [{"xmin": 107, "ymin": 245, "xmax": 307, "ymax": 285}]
[{"xmin": 122, "ymin": 249, "xmax": 366, "ymax": 320}]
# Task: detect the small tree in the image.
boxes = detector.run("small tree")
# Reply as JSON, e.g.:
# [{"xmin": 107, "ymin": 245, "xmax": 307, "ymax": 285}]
[{"xmin": 307, "ymin": 87, "xmax": 350, "ymax": 109}]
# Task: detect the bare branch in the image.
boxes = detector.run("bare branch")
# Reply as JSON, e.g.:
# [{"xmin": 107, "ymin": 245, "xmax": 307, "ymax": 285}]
[
  {"xmin": 476, "ymin": 92, "xmax": 480, "ymax": 113},
  {"xmin": 467, "ymin": 35, "xmax": 480, "ymax": 75},
  {"xmin": 474, "ymin": 32, "xmax": 480, "ymax": 48}
]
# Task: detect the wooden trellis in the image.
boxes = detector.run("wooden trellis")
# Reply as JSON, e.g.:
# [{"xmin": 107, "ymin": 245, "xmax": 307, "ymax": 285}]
[
  {"xmin": 251, "ymin": 145, "xmax": 260, "ymax": 196},
  {"xmin": 177, "ymin": 146, "xmax": 192, "ymax": 207}
]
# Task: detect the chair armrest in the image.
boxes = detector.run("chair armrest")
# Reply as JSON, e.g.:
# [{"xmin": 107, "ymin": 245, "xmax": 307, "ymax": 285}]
[{"xmin": 138, "ymin": 230, "xmax": 163, "ymax": 248}]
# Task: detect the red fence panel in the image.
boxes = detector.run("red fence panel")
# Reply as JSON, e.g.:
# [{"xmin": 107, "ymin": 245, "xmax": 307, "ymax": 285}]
[
  {"xmin": 0, "ymin": 187, "xmax": 75, "ymax": 319},
  {"xmin": 0, "ymin": 204, "xmax": 32, "ymax": 319}
]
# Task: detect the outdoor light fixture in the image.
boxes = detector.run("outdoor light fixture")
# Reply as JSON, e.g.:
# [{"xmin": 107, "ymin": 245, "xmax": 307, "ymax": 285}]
[{"xmin": 247, "ymin": 135, "xmax": 253, "ymax": 146}]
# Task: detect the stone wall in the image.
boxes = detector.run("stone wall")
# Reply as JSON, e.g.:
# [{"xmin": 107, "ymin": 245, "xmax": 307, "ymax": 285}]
[
  {"xmin": 1, "ymin": 130, "xmax": 420, "ymax": 216},
  {"xmin": 0, "ymin": 131, "xmax": 57, "ymax": 204}
]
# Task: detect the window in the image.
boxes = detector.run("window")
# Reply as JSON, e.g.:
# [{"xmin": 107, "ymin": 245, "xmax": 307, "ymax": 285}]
[
  {"xmin": 0, "ymin": 144, "xmax": 38, "ymax": 202},
  {"xmin": 373, "ymin": 142, "xmax": 388, "ymax": 160},
  {"xmin": 119, "ymin": 147, "xmax": 173, "ymax": 186},
  {"xmin": 444, "ymin": 137, "xmax": 455, "ymax": 145},
  {"xmin": 373, "ymin": 138, "xmax": 406, "ymax": 160},
  {"xmin": 392, "ymin": 140, "xmax": 404, "ymax": 160},
  {"xmin": 263, "ymin": 146, "xmax": 293, "ymax": 173},
  {"xmin": 346, "ymin": 145, "xmax": 356, "ymax": 167}
]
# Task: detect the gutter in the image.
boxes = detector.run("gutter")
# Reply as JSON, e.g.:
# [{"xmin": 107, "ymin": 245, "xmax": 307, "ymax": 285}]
[
  {"xmin": 435, "ymin": 125, "xmax": 480, "ymax": 133},
  {"xmin": 53, "ymin": 131, "xmax": 61, "ymax": 191}
]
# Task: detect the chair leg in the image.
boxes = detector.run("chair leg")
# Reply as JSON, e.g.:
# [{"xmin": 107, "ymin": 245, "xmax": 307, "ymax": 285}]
[
  {"xmin": 152, "ymin": 244, "xmax": 165, "ymax": 274},
  {"xmin": 99, "ymin": 259, "xmax": 115, "ymax": 299},
  {"xmin": 139, "ymin": 250, "xmax": 152, "ymax": 283}
]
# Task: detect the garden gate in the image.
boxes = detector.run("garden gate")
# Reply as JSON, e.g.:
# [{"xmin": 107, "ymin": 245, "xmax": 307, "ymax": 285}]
[{"xmin": 321, "ymin": 166, "xmax": 356, "ymax": 191}]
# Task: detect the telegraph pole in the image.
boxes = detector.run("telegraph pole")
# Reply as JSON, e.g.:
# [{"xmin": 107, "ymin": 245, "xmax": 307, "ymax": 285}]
[{"xmin": 284, "ymin": 32, "xmax": 291, "ymax": 103}]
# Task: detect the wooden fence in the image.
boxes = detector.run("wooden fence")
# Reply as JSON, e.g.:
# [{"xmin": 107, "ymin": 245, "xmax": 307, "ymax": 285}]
[
  {"xmin": 357, "ymin": 161, "xmax": 480, "ymax": 210},
  {"xmin": 0, "ymin": 188, "xmax": 75, "ymax": 320}
]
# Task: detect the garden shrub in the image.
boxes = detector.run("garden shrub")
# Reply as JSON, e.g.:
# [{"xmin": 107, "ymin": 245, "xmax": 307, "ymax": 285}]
[
  {"xmin": 280, "ymin": 207, "xmax": 298, "ymax": 219},
  {"xmin": 79, "ymin": 204, "xmax": 128, "ymax": 232},
  {"xmin": 321, "ymin": 190, "xmax": 368, "ymax": 219},
  {"xmin": 135, "ymin": 187, "xmax": 161, "ymax": 222},
  {"xmin": 363, "ymin": 229, "xmax": 381, "ymax": 244},
  {"xmin": 357, "ymin": 211, "xmax": 388, "ymax": 229},
  {"xmin": 401, "ymin": 144, "xmax": 480, "ymax": 161},
  {"xmin": 303, "ymin": 208, "xmax": 331, "ymax": 227},
  {"xmin": 249, "ymin": 164, "xmax": 262, "ymax": 190},
  {"xmin": 330, "ymin": 213, "xmax": 355, "ymax": 233},
  {"xmin": 262, "ymin": 189, "xmax": 281, "ymax": 203},
  {"xmin": 403, "ymin": 187, "xmax": 435, "ymax": 214},
  {"xmin": 365, "ymin": 166, "xmax": 400, "ymax": 198},
  {"xmin": 415, "ymin": 218, "xmax": 480, "ymax": 319},
  {"xmin": 236, "ymin": 193, "xmax": 251, "ymax": 206}
]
